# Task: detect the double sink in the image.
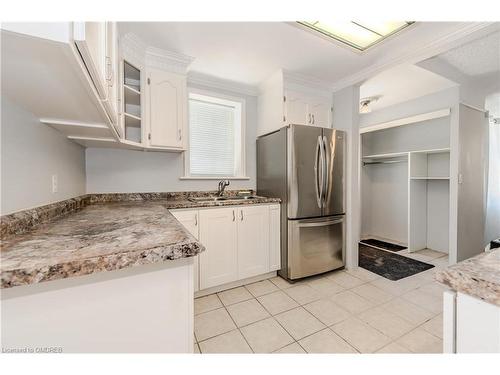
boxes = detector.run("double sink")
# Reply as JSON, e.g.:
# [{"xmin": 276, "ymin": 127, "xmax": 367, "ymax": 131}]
[{"xmin": 188, "ymin": 195, "xmax": 258, "ymax": 203}]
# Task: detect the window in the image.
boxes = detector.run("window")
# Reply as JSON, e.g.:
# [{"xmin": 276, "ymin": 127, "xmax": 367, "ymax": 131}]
[
  {"xmin": 185, "ymin": 90, "xmax": 246, "ymax": 178},
  {"xmin": 296, "ymin": 21, "xmax": 414, "ymax": 51}
]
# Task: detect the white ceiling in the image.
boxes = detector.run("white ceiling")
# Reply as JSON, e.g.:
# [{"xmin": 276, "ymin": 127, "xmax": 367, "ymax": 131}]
[
  {"xmin": 117, "ymin": 22, "xmax": 483, "ymax": 88},
  {"xmin": 438, "ymin": 31, "xmax": 500, "ymax": 76},
  {"xmin": 359, "ymin": 64, "xmax": 457, "ymax": 111}
]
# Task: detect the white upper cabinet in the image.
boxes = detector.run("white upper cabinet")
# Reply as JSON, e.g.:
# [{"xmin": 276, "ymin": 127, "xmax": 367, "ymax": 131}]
[
  {"xmin": 285, "ymin": 90, "xmax": 309, "ymax": 125},
  {"xmin": 104, "ymin": 22, "xmax": 119, "ymax": 127},
  {"xmin": 73, "ymin": 22, "xmax": 119, "ymax": 129},
  {"xmin": 284, "ymin": 90, "xmax": 332, "ymax": 127},
  {"xmin": 308, "ymin": 96, "xmax": 332, "ymax": 128},
  {"xmin": 118, "ymin": 33, "xmax": 192, "ymax": 151},
  {"xmin": 146, "ymin": 69, "xmax": 186, "ymax": 149},
  {"xmin": 258, "ymin": 69, "xmax": 333, "ymax": 136}
]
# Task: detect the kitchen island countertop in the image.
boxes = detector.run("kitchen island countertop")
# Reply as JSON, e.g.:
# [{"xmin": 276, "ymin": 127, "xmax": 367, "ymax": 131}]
[{"xmin": 436, "ymin": 248, "xmax": 500, "ymax": 306}]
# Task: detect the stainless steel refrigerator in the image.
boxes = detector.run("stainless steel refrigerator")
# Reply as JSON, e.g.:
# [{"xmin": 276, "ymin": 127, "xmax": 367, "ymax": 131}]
[{"xmin": 257, "ymin": 124, "xmax": 346, "ymax": 280}]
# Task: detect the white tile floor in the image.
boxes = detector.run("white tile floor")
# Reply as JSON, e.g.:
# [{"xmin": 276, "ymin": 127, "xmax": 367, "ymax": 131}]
[{"xmin": 194, "ymin": 249, "xmax": 450, "ymax": 354}]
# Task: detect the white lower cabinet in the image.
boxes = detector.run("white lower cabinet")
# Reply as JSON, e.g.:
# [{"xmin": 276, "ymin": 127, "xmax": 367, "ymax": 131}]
[
  {"xmin": 170, "ymin": 204, "xmax": 280, "ymax": 292},
  {"xmin": 443, "ymin": 290, "xmax": 500, "ymax": 353},
  {"xmin": 237, "ymin": 205, "xmax": 270, "ymax": 279},
  {"xmin": 198, "ymin": 208, "xmax": 238, "ymax": 289},
  {"xmin": 170, "ymin": 210, "xmax": 200, "ymax": 292}
]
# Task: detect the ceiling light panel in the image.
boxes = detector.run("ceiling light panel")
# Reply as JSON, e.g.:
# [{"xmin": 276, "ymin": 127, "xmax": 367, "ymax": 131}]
[{"xmin": 297, "ymin": 21, "xmax": 414, "ymax": 51}]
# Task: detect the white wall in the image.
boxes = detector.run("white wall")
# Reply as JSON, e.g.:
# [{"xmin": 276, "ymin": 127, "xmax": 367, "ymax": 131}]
[
  {"xmin": 359, "ymin": 86, "xmax": 460, "ymax": 129},
  {"xmin": 1, "ymin": 97, "xmax": 86, "ymax": 215},
  {"xmin": 361, "ymin": 162, "xmax": 409, "ymax": 244},
  {"xmin": 86, "ymin": 85, "xmax": 257, "ymax": 193},
  {"xmin": 332, "ymin": 85, "xmax": 360, "ymax": 270}
]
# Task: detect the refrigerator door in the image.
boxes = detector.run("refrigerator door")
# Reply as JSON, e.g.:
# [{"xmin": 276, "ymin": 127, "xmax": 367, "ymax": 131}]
[
  {"xmin": 288, "ymin": 125, "xmax": 323, "ymax": 219},
  {"xmin": 322, "ymin": 129, "xmax": 346, "ymax": 216},
  {"xmin": 287, "ymin": 215, "xmax": 345, "ymax": 279}
]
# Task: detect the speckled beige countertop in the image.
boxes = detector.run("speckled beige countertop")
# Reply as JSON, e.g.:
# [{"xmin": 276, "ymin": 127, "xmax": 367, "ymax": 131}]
[
  {"xmin": 436, "ymin": 248, "xmax": 500, "ymax": 306},
  {"xmin": 1, "ymin": 195, "xmax": 280, "ymax": 289}
]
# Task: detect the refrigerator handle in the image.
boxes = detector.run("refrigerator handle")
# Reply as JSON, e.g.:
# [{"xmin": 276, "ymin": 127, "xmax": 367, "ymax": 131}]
[
  {"xmin": 322, "ymin": 135, "xmax": 329, "ymax": 208},
  {"xmin": 314, "ymin": 136, "xmax": 323, "ymax": 209}
]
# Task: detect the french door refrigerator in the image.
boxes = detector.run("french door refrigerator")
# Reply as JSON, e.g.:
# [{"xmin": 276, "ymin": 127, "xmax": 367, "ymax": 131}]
[{"xmin": 257, "ymin": 124, "xmax": 346, "ymax": 280}]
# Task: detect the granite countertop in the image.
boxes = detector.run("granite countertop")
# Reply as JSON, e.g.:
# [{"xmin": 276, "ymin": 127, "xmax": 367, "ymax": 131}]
[
  {"xmin": 0, "ymin": 195, "xmax": 281, "ymax": 289},
  {"xmin": 436, "ymin": 248, "xmax": 500, "ymax": 306}
]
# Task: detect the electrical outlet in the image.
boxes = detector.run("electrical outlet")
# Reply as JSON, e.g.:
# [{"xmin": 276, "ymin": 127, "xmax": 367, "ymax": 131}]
[{"xmin": 52, "ymin": 174, "xmax": 58, "ymax": 193}]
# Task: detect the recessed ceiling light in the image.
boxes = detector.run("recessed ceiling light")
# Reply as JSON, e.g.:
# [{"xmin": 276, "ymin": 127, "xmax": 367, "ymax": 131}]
[{"xmin": 296, "ymin": 21, "xmax": 414, "ymax": 51}]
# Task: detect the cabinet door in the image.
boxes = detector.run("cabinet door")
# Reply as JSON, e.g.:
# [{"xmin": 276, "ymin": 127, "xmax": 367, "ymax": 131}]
[
  {"xmin": 285, "ymin": 90, "xmax": 309, "ymax": 125},
  {"xmin": 269, "ymin": 204, "xmax": 281, "ymax": 271},
  {"xmin": 237, "ymin": 206, "xmax": 270, "ymax": 279},
  {"xmin": 73, "ymin": 22, "xmax": 108, "ymax": 101},
  {"xmin": 170, "ymin": 209, "xmax": 200, "ymax": 292},
  {"xmin": 199, "ymin": 208, "xmax": 238, "ymax": 289},
  {"xmin": 147, "ymin": 68, "xmax": 185, "ymax": 149},
  {"xmin": 104, "ymin": 22, "xmax": 119, "ymax": 128},
  {"xmin": 309, "ymin": 98, "xmax": 332, "ymax": 128}
]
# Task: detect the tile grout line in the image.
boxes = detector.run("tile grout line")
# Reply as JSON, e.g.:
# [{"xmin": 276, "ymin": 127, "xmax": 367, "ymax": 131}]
[
  {"xmin": 222, "ymin": 296, "xmax": 256, "ymax": 354},
  {"xmin": 195, "ymin": 262, "xmax": 445, "ymax": 353}
]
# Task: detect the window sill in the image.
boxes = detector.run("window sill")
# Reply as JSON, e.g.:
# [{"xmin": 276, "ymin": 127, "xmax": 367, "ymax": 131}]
[{"xmin": 179, "ymin": 176, "xmax": 251, "ymax": 180}]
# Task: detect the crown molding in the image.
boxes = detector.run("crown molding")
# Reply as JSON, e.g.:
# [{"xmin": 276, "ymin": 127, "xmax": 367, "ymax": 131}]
[
  {"xmin": 146, "ymin": 46, "xmax": 194, "ymax": 74},
  {"xmin": 187, "ymin": 71, "xmax": 259, "ymax": 96},
  {"xmin": 120, "ymin": 32, "xmax": 194, "ymax": 74},
  {"xmin": 330, "ymin": 22, "xmax": 499, "ymax": 93}
]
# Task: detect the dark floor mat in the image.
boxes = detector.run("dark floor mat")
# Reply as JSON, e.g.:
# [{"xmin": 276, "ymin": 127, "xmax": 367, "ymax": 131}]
[
  {"xmin": 359, "ymin": 244, "xmax": 434, "ymax": 281},
  {"xmin": 359, "ymin": 238, "xmax": 406, "ymax": 252}
]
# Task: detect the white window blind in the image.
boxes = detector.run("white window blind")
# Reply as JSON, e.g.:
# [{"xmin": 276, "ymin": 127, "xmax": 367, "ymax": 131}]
[{"xmin": 188, "ymin": 93, "xmax": 243, "ymax": 177}]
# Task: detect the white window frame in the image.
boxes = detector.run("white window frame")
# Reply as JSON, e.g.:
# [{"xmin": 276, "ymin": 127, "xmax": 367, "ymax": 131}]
[{"xmin": 181, "ymin": 87, "xmax": 249, "ymax": 180}]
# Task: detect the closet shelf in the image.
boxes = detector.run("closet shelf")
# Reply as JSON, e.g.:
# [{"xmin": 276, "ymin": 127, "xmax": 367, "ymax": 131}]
[
  {"xmin": 362, "ymin": 148, "xmax": 451, "ymax": 161},
  {"xmin": 410, "ymin": 148, "xmax": 450, "ymax": 155},
  {"xmin": 410, "ymin": 176, "xmax": 450, "ymax": 180},
  {"xmin": 362, "ymin": 151, "xmax": 409, "ymax": 159}
]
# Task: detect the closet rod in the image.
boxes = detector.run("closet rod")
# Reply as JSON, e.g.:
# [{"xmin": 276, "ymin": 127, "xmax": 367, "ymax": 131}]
[{"xmin": 362, "ymin": 160, "xmax": 407, "ymax": 166}]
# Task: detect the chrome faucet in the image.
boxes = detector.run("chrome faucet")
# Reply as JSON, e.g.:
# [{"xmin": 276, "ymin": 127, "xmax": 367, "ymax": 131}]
[{"xmin": 217, "ymin": 180, "xmax": 230, "ymax": 196}]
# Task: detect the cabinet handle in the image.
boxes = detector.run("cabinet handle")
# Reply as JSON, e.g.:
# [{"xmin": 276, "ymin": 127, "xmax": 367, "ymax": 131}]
[
  {"xmin": 232, "ymin": 210, "xmax": 235, "ymax": 221},
  {"xmin": 240, "ymin": 210, "xmax": 244, "ymax": 221},
  {"xmin": 194, "ymin": 214, "xmax": 197, "ymax": 226},
  {"xmin": 308, "ymin": 113, "xmax": 311, "ymax": 124},
  {"xmin": 105, "ymin": 56, "xmax": 113, "ymax": 83},
  {"xmin": 312, "ymin": 114, "xmax": 315, "ymax": 124},
  {"xmin": 178, "ymin": 129, "xmax": 182, "ymax": 140}
]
